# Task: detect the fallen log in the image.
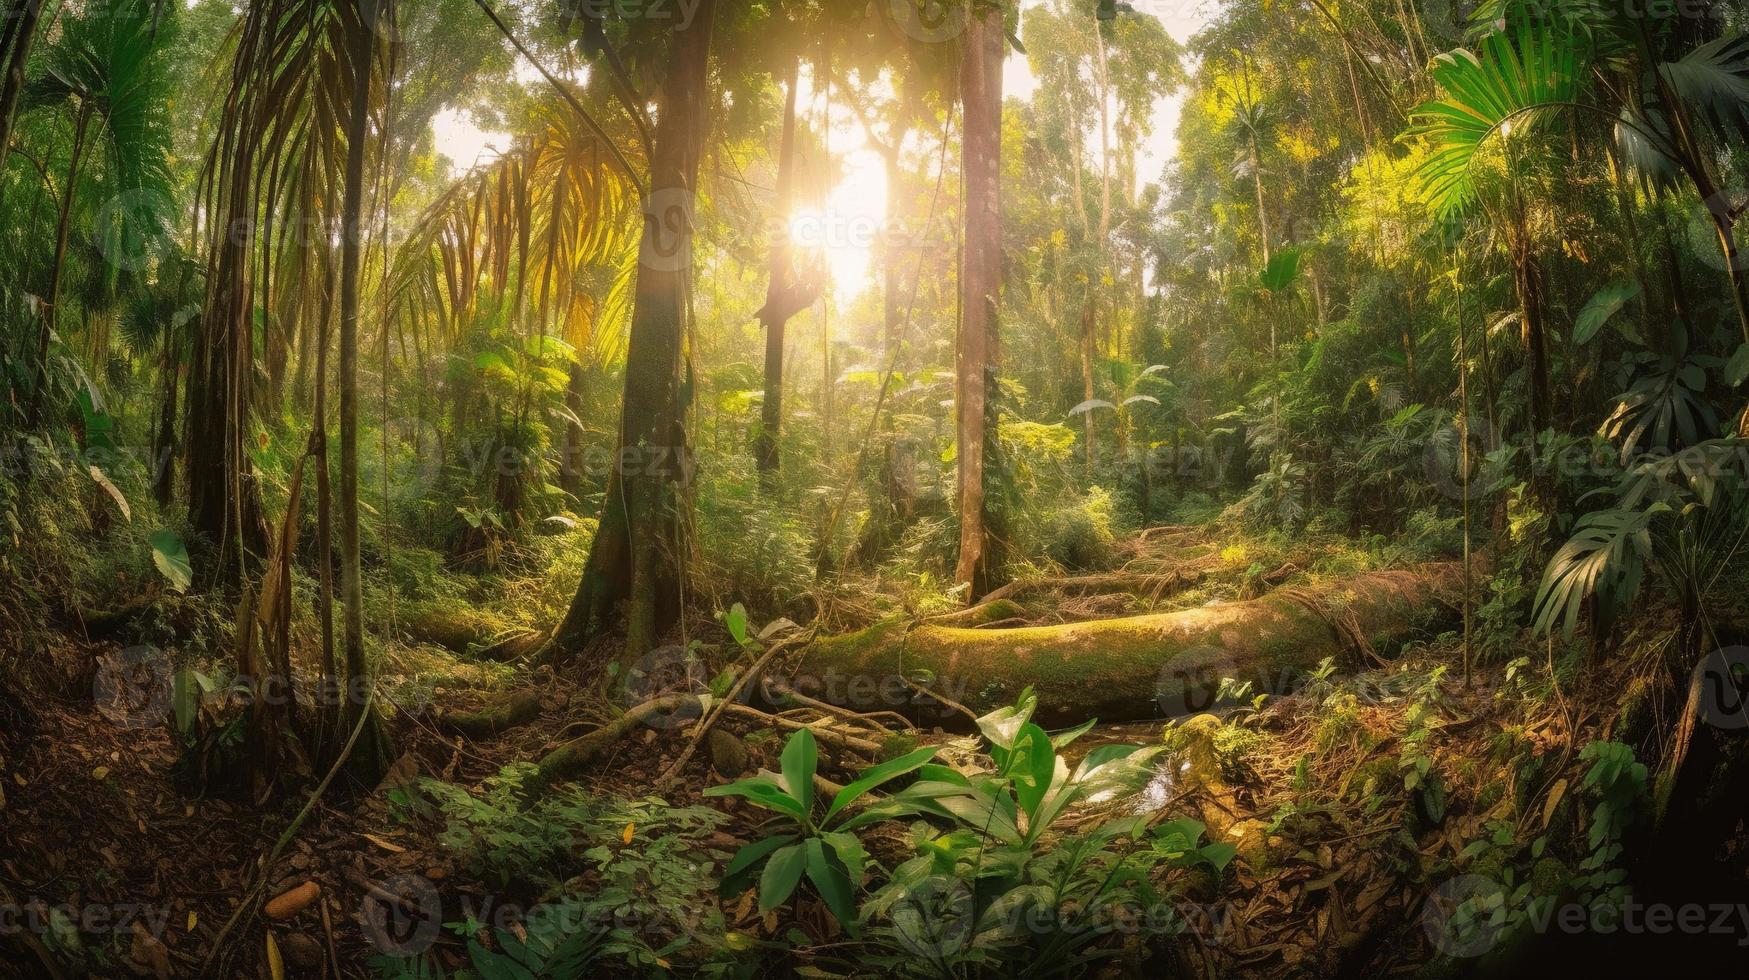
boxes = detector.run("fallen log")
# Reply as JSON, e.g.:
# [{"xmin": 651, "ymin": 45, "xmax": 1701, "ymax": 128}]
[{"xmin": 790, "ymin": 564, "xmax": 1469, "ymax": 727}]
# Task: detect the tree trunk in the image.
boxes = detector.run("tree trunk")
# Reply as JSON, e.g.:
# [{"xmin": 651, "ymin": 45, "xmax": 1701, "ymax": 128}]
[
  {"xmin": 336, "ymin": 0, "xmax": 390, "ymax": 778},
  {"xmin": 313, "ymin": 245, "xmax": 337, "ymax": 722},
  {"xmin": 1513, "ymin": 244, "xmax": 1552, "ymax": 443},
  {"xmin": 794, "ymin": 564, "xmax": 1469, "ymax": 727},
  {"xmin": 551, "ymin": 0, "xmax": 717, "ymax": 663},
  {"xmin": 755, "ymin": 54, "xmax": 801, "ymax": 484},
  {"xmin": 954, "ymin": 3, "xmax": 1005, "ymax": 601},
  {"xmin": 0, "ymin": 0, "xmax": 44, "ymax": 207},
  {"xmin": 28, "ymin": 103, "xmax": 92, "ymax": 429},
  {"xmin": 1080, "ymin": 299, "xmax": 1096, "ymax": 478},
  {"xmin": 151, "ymin": 321, "xmax": 179, "ymax": 507}
]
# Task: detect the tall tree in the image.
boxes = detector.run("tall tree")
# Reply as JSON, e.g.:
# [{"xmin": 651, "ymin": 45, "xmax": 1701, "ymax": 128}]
[
  {"xmin": 336, "ymin": 0, "xmax": 392, "ymax": 776},
  {"xmin": 954, "ymin": 1, "xmax": 1005, "ymax": 599},
  {"xmin": 551, "ymin": 0, "xmax": 718, "ymax": 661},
  {"xmin": 753, "ymin": 51, "xmax": 821, "ymax": 482},
  {"xmin": 0, "ymin": 0, "xmax": 48, "ymax": 202}
]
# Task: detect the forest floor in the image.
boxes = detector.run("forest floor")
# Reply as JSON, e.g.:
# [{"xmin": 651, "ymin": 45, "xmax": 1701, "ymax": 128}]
[{"xmin": 0, "ymin": 522, "xmax": 1678, "ymax": 978}]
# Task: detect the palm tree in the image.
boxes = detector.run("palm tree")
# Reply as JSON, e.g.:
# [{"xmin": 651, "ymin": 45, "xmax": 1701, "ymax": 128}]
[
  {"xmin": 1405, "ymin": 15, "xmax": 1584, "ymax": 448},
  {"xmin": 20, "ymin": 0, "xmax": 174, "ymax": 427},
  {"xmin": 0, "ymin": 0, "xmax": 51, "ymax": 200},
  {"xmin": 1410, "ymin": 9, "xmax": 1749, "ymax": 346}
]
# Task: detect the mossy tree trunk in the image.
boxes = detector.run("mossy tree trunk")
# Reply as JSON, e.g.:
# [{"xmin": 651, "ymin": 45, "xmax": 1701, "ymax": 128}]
[
  {"xmin": 551, "ymin": 0, "xmax": 717, "ymax": 665},
  {"xmin": 792, "ymin": 565, "xmax": 1468, "ymax": 727},
  {"xmin": 954, "ymin": 3, "xmax": 1005, "ymax": 601}
]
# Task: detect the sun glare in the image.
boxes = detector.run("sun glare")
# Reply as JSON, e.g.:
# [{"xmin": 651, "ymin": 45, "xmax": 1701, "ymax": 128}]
[{"xmin": 785, "ymin": 146, "xmax": 888, "ymax": 301}]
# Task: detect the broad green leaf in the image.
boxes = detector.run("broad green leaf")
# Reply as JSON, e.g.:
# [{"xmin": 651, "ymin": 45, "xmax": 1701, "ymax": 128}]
[
  {"xmin": 1573, "ymin": 279, "xmax": 1640, "ymax": 345},
  {"xmin": 1048, "ymin": 717, "xmax": 1097, "ymax": 750},
  {"xmin": 1727, "ymin": 343, "xmax": 1749, "ymax": 388},
  {"xmin": 823, "ymin": 746, "xmax": 936, "ymax": 824},
  {"xmin": 725, "ymin": 602, "xmax": 750, "ymax": 646},
  {"xmin": 780, "ymin": 728, "xmax": 817, "ymax": 819},
  {"xmin": 758, "ymin": 843, "xmax": 807, "ymax": 912},
  {"xmin": 804, "ymin": 839, "xmax": 859, "ymax": 935},
  {"xmin": 149, "ymin": 529, "xmax": 192, "ymax": 593},
  {"xmin": 702, "ymin": 771, "xmax": 806, "ymax": 822},
  {"xmin": 976, "ymin": 688, "xmax": 1037, "ymax": 752},
  {"xmin": 718, "ymin": 834, "xmax": 795, "ymax": 898},
  {"xmin": 1259, "ymin": 247, "xmax": 1301, "ymax": 292},
  {"xmin": 1011, "ymin": 725, "xmax": 1057, "ymax": 823}
]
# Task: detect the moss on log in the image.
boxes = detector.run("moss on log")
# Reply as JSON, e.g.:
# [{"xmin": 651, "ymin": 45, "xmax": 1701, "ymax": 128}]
[{"xmin": 791, "ymin": 564, "xmax": 1468, "ymax": 727}]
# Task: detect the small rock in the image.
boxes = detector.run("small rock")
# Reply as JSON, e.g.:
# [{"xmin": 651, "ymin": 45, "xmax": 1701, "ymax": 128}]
[
  {"xmin": 707, "ymin": 730, "xmax": 749, "ymax": 777},
  {"xmin": 280, "ymin": 932, "xmax": 324, "ymax": 969}
]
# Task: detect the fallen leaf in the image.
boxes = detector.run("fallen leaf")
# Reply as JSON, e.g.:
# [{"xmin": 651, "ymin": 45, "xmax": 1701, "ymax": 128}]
[
  {"xmin": 92, "ymin": 766, "xmax": 110, "ymax": 780},
  {"xmin": 265, "ymin": 932, "xmax": 284, "ymax": 980},
  {"xmin": 187, "ymin": 910, "xmax": 198, "ymax": 931},
  {"xmin": 362, "ymin": 833, "xmax": 406, "ymax": 854},
  {"xmin": 1541, "ymin": 778, "xmax": 1568, "ymax": 829}
]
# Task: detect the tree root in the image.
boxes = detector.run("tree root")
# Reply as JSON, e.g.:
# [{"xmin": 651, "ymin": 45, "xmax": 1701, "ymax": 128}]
[{"xmin": 439, "ymin": 690, "xmax": 542, "ymax": 739}]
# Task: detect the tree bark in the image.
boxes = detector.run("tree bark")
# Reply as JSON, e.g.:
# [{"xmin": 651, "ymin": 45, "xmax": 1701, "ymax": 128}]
[
  {"xmin": 1513, "ymin": 244, "xmax": 1552, "ymax": 444},
  {"xmin": 794, "ymin": 564, "xmax": 1469, "ymax": 727},
  {"xmin": 755, "ymin": 54, "xmax": 802, "ymax": 483},
  {"xmin": 0, "ymin": 0, "xmax": 44, "ymax": 208},
  {"xmin": 336, "ymin": 0, "xmax": 390, "ymax": 777},
  {"xmin": 953, "ymin": 3, "xmax": 1005, "ymax": 600},
  {"xmin": 28, "ymin": 103, "xmax": 92, "ymax": 429},
  {"xmin": 551, "ymin": 0, "xmax": 717, "ymax": 663}
]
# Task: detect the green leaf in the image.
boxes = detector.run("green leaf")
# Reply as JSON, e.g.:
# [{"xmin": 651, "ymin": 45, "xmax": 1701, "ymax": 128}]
[
  {"xmin": 1200, "ymin": 841, "xmax": 1239, "ymax": 873},
  {"xmin": 1049, "ymin": 717, "xmax": 1097, "ymax": 750},
  {"xmin": 149, "ymin": 529, "xmax": 192, "ymax": 593},
  {"xmin": 1259, "ymin": 247, "xmax": 1302, "ymax": 292},
  {"xmin": 976, "ymin": 688, "xmax": 1037, "ymax": 753},
  {"xmin": 1573, "ymin": 279, "xmax": 1640, "ymax": 345},
  {"xmin": 1011, "ymin": 725, "xmax": 1057, "ymax": 823},
  {"xmin": 822, "ymin": 746, "xmax": 937, "ymax": 825},
  {"xmin": 702, "ymin": 771, "xmax": 806, "ymax": 822},
  {"xmin": 758, "ymin": 843, "xmax": 807, "ymax": 912},
  {"xmin": 780, "ymin": 728, "xmax": 818, "ymax": 820},
  {"xmin": 1726, "ymin": 343, "xmax": 1749, "ymax": 388},
  {"xmin": 77, "ymin": 388, "xmax": 117, "ymax": 454},
  {"xmin": 718, "ymin": 834, "xmax": 795, "ymax": 898},
  {"xmin": 804, "ymin": 839, "xmax": 859, "ymax": 935},
  {"xmin": 725, "ymin": 602, "xmax": 750, "ymax": 646}
]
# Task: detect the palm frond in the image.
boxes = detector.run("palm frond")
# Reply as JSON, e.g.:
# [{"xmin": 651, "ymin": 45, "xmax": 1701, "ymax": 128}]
[{"xmin": 1404, "ymin": 17, "xmax": 1587, "ymax": 218}]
